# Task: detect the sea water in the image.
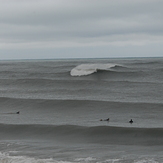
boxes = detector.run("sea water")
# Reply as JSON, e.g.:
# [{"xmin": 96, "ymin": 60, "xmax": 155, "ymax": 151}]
[{"xmin": 0, "ymin": 57, "xmax": 163, "ymax": 162}]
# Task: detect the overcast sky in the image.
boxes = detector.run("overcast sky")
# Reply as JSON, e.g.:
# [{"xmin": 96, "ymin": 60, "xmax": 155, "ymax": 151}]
[{"xmin": 0, "ymin": 0, "xmax": 163, "ymax": 60}]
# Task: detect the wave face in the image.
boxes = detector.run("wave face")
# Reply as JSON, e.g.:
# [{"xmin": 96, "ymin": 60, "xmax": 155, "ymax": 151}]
[
  {"xmin": 0, "ymin": 97, "xmax": 162, "ymax": 128},
  {"xmin": 1, "ymin": 123, "xmax": 163, "ymax": 146},
  {"xmin": 70, "ymin": 63, "xmax": 120, "ymax": 76}
]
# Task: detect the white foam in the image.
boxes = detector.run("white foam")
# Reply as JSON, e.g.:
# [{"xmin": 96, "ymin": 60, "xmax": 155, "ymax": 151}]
[
  {"xmin": 70, "ymin": 63, "xmax": 117, "ymax": 76},
  {"xmin": 106, "ymin": 158, "xmax": 122, "ymax": 162},
  {"xmin": 74, "ymin": 157, "xmax": 96, "ymax": 162},
  {"xmin": 0, "ymin": 152, "xmax": 54, "ymax": 163},
  {"xmin": 134, "ymin": 158, "xmax": 159, "ymax": 163},
  {"xmin": 0, "ymin": 152, "xmax": 159, "ymax": 163}
]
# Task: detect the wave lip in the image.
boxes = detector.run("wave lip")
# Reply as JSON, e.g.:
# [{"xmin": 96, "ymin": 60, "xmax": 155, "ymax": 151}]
[{"xmin": 70, "ymin": 63, "xmax": 118, "ymax": 76}]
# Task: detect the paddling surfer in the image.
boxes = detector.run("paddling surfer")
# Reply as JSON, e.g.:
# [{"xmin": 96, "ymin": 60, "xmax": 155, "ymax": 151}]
[
  {"xmin": 129, "ymin": 119, "xmax": 133, "ymax": 124},
  {"xmin": 100, "ymin": 118, "xmax": 109, "ymax": 121}
]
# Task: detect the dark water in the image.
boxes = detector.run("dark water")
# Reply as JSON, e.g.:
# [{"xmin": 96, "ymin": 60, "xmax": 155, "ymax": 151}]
[{"xmin": 0, "ymin": 58, "xmax": 163, "ymax": 162}]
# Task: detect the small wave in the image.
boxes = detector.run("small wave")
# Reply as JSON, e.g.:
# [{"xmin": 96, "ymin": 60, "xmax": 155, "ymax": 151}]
[
  {"xmin": 1, "ymin": 124, "xmax": 163, "ymax": 146},
  {"xmin": 70, "ymin": 63, "xmax": 120, "ymax": 76},
  {"xmin": 132, "ymin": 60, "xmax": 162, "ymax": 66}
]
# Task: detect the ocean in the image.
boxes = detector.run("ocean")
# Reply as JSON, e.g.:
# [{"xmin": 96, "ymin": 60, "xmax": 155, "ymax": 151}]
[{"xmin": 0, "ymin": 57, "xmax": 163, "ymax": 163}]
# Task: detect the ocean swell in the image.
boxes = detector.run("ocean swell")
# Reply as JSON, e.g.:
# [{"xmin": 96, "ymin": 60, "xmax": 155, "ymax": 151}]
[{"xmin": 1, "ymin": 124, "xmax": 163, "ymax": 146}]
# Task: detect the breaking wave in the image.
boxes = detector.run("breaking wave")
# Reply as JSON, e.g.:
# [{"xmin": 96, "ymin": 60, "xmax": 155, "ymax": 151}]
[
  {"xmin": 0, "ymin": 152, "xmax": 54, "ymax": 163},
  {"xmin": 0, "ymin": 152, "xmax": 159, "ymax": 163},
  {"xmin": 70, "ymin": 63, "xmax": 121, "ymax": 76}
]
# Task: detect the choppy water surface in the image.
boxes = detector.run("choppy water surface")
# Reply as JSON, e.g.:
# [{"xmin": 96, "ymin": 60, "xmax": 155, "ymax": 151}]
[{"xmin": 0, "ymin": 58, "xmax": 163, "ymax": 162}]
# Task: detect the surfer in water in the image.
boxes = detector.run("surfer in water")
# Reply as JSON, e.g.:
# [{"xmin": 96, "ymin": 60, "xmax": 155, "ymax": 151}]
[
  {"xmin": 1, "ymin": 111, "xmax": 20, "ymax": 114},
  {"xmin": 100, "ymin": 118, "xmax": 109, "ymax": 121},
  {"xmin": 129, "ymin": 119, "xmax": 133, "ymax": 124}
]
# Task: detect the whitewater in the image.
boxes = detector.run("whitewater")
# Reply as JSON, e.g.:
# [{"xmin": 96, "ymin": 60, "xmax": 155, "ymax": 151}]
[{"xmin": 70, "ymin": 63, "xmax": 119, "ymax": 76}]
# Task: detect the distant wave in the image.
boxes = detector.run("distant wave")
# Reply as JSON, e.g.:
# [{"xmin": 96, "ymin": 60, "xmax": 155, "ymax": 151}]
[
  {"xmin": 1, "ymin": 124, "xmax": 163, "ymax": 146},
  {"xmin": 70, "ymin": 63, "xmax": 121, "ymax": 76},
  {"xmin": 0, "ymin": 97, "xmax": 162, "ymax": 110},
  {"xmin": 132, "ymin": 60, "xmax": 162, "ymax": 65}
]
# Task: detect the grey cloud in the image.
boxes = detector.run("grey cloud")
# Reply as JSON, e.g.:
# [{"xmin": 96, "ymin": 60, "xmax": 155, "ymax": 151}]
[
  {"xmin": 0, "ymin": 0, "xmax": 163, "ymax": 59},
  {"xmin": 1, "ymin": 0, "xmax": 161, "ymax": 23}
]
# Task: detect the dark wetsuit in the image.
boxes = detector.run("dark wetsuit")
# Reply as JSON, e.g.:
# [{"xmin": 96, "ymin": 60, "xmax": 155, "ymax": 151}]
[{"xmin": 129, "ymin": 119, "xmax": 133, "ymax": 124}]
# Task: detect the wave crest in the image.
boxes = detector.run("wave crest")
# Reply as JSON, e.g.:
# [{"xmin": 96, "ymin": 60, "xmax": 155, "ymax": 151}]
[{"xmin": 70, "ymin": 63, "xmax": 119, "ymax": 76}]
